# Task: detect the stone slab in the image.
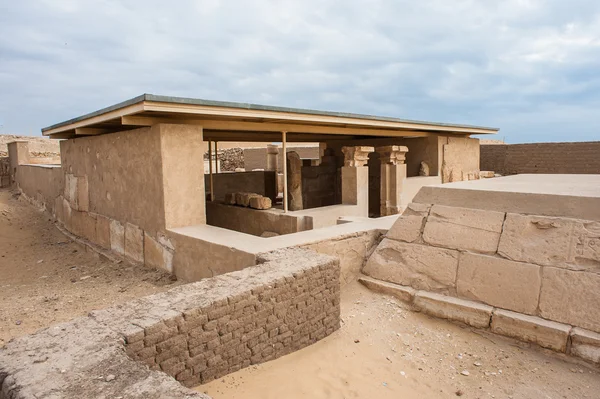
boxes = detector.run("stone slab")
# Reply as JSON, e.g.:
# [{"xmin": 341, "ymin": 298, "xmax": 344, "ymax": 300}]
[
  {"xmin": 358, "ymin": 276, "xmax": 416, "ymax": 303},
  {"xmin": 386, "ymin": 214, "xmax": 425, "ymax": 243},
  {"xmin": 569, "ymin": 327, "xmax": 600, "ymax": 365},
  {"xmin": 457, "ymin": 253, "xmax": 541, "ymax": 315},
  {"xmin": 363, "ymin": 239, "xmax": 459, "ymax": 293},
  {"xmin": 539, "ymin": 267, "xmax": 600, "ymax": 333},
  {"xmin": 413, "ymin": 291, "xmax": 492, "ymax": 329},
  {"xmin": 125, "ymin": 223, "xmax": 144, "ymax": 263},
  {"xmin": 249, "ymin": 196, "xmax": 272, "ymax": 210},
  {"xmin": 498, "ymin": 213, "xmax": 600, "ymax": 270},
  {"xmin": 144, "ymin": 232, "xmax": 173, "ymax": 272},
  {"xmin": 491, "ymin": 309, "xmax": 570, "ymax": 352},
  {"xmin": 95, "ymin": 214, "xmax": 111, "ymax": 249},
  {"xmin": 422, "ymin": 205, "xmax": 505, "ymax": 254},
  {"xmin": 110, "ymin": 219, "xmax": 125, "ymax": 256},
  {"xmin": 412, "ymin": 174, "xmax": 600, "ymax": 222}
]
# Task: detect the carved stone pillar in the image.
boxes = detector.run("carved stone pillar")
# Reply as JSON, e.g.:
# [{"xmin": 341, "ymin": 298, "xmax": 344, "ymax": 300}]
[
  {"xmin": 266, "ymin": 144, "xmax": 279, "ymax": 171},
  {"xmin": 340, "ymin": 146, "xmax": 374, "ymax": 215},
  {"xmin": 376, "ymin": 145, "xmax": 409, "ymax": 216},
  {"xmin": 286, "ymin": 151, "xmax": 303, "ymax": 211}
]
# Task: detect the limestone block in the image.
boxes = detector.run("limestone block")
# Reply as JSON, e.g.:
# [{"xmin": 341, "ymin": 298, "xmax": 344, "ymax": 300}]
[
  {"xmin": 363, "ymin": 239, "xmax": 459, "ymax": 293},
  {"xmin": 569, "ymin": 328, "xmax": 600, "ymax": 365},
  {"xmin": 235, "ymin": 192, "xmax": 260, "ymax": 207},
  {"xmin": 64, "ymin": 173, "xmax": 76, "ymax": 203},
  {"xmin": 498, "ymin": 213, "xmax": 600, "ymax": 270},
  {"xmin": 402, "ymin": 203, "xmax": 431, "ymax": 217},
  {"xmin": 110, "ymin": 220, "xmax": 125, "ymax": 256},
  {"xmin": 386, "ymin": 215, "xmax": 425, "ymax": 243},
  {"xmin": 76, "ymin": 175, "xmax": 89, "ymax": 212},
  {"xmin": 249, "ymin": 196, "xmax": 272, "ymax": 210},
  {"xmin": 539, "ymin": 267, "xmax": 600, "ymax": 333},
  {"xmin": 422, "ymin": 205, "xmax": 505, "ymax": 254},
  {"xmin": 224, "ymin": 193, "xmax": 236, "ymax": 205},
  {"xmin": 479, "ymin": 171, "xmax": 495, "ymax": 178},
  {"xmin": 457, "ymin": 253, "xmax": 541, "ymax": 315},
  {"xmin": 95, "ymin": 214, "xmax": 111, "ymax": 249},
  {"xmin": 490, "ymin": 309, "xmax": 570, "ymax": 352},
  {"xmin": 358, "ymin": 277, "xmax": 415, "ymax": 303},
  {"xmin": 125, "ymin": 223, "xmax": 144, "ymax": 263},
  {"xmin": 144, "ymin": 232, "xmax": 173, "ymax": 272},
  {"xmin": 413, "ymin": 291, "xmax": 492, "ymax": 328},
  {"xmin": 81, "ymin": 212, "xmax": 97, "ymax": 242},
  {"xmin": 69, "ymin": 210, "xmax": 84, "ymax": 237},
  {"xmin": 62, "ymin": 197, "xmax": 72, "ymax": 230},
  {"xmin": 54, "ymin": 195, "xmax": 64, "ymax": 223}
]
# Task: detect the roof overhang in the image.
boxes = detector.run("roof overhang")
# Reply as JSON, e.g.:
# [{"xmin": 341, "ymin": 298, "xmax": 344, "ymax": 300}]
[{"xmin": 42, "ymin": 94, "xmax": 499, "ymax": 142}]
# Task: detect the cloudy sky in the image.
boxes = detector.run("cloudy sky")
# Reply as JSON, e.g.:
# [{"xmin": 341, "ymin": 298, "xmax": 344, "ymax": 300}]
[{"xmin": 1, "ymin": 0, "xmax": 599, "ymax": 143}]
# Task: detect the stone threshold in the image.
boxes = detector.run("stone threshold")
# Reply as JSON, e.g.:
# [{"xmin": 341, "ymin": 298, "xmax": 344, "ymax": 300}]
[{"xmin": 358, "ymin": 276, "xmax": 600, "ymax": 366}]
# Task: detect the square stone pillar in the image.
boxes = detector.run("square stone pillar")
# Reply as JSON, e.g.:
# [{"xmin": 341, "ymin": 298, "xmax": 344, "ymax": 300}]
[
  {"xmin": 341, "ymin": 146, "xmax": 374, "ymax": 215},
  {"xmin": 266, "ymin": 144, "xmax": 279, "ymax": 171},
  {"xmin": 376, "ymin": 145, "xmax": 409, "ymax": 216},
  {"xmin": 7, "ymin": 141, "xmax": 30, "ymax": 185}
]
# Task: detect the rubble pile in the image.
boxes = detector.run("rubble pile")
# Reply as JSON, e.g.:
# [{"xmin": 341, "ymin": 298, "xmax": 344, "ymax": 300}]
[{"xmin": 204, "ymin": 147, "xmax": 244, "ymax": 171}]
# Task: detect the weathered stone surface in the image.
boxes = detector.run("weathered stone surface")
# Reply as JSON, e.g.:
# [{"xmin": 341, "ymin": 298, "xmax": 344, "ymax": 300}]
[
  {"xmin": 422, "ymin": 205, "xmax": 505, "ymax": 254},
  {"xmin": 569, "ymin": 328, "xmax": 600, "ymax": 365},
  {"xmin": 235, "ymin": 192, "xmax": 260, "ymax": 207},
  {"xmin": 413, "ymin": 291, "xmax": 492, "ymax": 328},
  {"xmin": 80, "ymin": 211, "xmax": 97, "ymax": 242},
  {"xmin": 144, "ymin": 232, "xmax": 173, "ymax": 272},
  {"xmin": 76, "ymin": 175, "xmax": 89, "ymax": 212},
  {"xmin": 363, "ymin": 239, "xmax": 459, "ymax": 293},
  {"xmin": 386, "ymin": 214, "xmax": 425, "ymax": 243},
  {"xmin": 498, "ymin": 213, "xmax": 600, "ymax": 270},
  {"xmin": 286, "ymin": 151, "xmax": 303, "ymax": 211},
  {"xmin": 249, "ymin": 196, "xmax": 272, "ymax": 210},
  {"xmin": 110, "ymin": 219, "xmax": 125, "ymax": 256},
  {"xmin": 402, "ymin": 202, "xmax": 431, "ymax": 217},
  {"xmin": 491, "ymin": 309, "xmax": 570, "ymax": 352},
  {"xmin": 358, "ymin": 276, "xmax": 415, "ymax": 303},
  {"xmin": 95, "ymin": 214, "xmax": 111, "ymax": 249},
  {"xmin": 539, "ymin": 267, "xmax": 600, "ymax": 333},
  {"xmin": 457, "ymin": 253, "xmax": 541, "ymax": 315},
  {"xmin": 224, "ymin": 192, "xmax": 236, "ymax": 205},
  {"xmin": 125, "ymin": 223, "xmax": 144, "ymax": 263}
]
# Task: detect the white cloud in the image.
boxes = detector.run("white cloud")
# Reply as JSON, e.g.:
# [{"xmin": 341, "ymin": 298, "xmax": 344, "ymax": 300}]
[{"xmin": 0, "ymin": 0, "xmax": 599, "ymax": 142}]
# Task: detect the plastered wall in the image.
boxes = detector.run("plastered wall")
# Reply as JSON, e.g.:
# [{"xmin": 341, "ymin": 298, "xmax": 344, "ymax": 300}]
[{"xmin": 481, "ymin": 141, "xmax": 600, "ymax": 175}]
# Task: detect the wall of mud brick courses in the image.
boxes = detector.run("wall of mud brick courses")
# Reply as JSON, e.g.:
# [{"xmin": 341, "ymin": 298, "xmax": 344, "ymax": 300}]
[
  {"xmin": 362, "ymin": 202, "xmax": 600, "ymax": 363},
  {"xmin": 0, "ymin": 248, "xmax": 340, "ymax": 398},
  {"xmin": 481, "ymin": 141, "xmax": 600, "ymax": 175}
]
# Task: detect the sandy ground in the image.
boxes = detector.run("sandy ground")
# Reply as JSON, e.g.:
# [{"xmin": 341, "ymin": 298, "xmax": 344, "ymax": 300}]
[
  {"xmin": 0, "ymin": 188, "xmax": 181, "ymax": 346},
  {"xmin": 197, "ymin": 283, "xmax": 600, "ymax": 399}
]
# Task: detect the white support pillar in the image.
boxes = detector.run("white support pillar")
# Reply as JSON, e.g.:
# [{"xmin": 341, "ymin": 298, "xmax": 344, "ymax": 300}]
[
  {"xmin": 208, "ymin": 140, "xmax": 214, "ymax": 202},
  {"xmin": 340, "ymin": 146, "xmax": 374, "ymax": 217},
  {"xmin": 282, "ymin": 131, "xmax": 288, "ymax": 213}
]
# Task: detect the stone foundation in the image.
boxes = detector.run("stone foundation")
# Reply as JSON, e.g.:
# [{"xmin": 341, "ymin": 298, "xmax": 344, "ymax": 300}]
[{"xmin": 0, "ymin": 248, "xmax": 340, "ymax": 398}]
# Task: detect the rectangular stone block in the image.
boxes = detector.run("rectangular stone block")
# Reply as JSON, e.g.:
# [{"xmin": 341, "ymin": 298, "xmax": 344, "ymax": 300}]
[
  {"xmin": 54, "ymin": 195, "xmax": 64, "ymax": 223},
  {"xmin": 457, "ymin": 253, "xmax": 541, "ymax": 315},
  {"xmin": 110, "ymin": 219, "xmax": 125, "ymax": 256},
  {"xmin": 491, "ymin": 309, "xmax": 570, "ymax": 352},
  {"xmin": 249, "ymin": 196, "xmax": 272, "ymax": 210},
  {"xmin": 569, "ymin": 328, "xmax": 600, "ymax": 365},
  {"xmin": 386, "ymin": 214, "xmax": 425, "ymax": 243},
  {"xmin": 539, "ymin": 267, "xmax": 600, "ymax": 333},
  {"xmin": 413, "ymin": 291, "xmax": 492, "ymax": 328},
  {"xmin": 363, "ymin": 239, "xmax": 459, "ymax": 293},
  {"xmin": 423, "ymin": 205, "xmax": 505, "ymax": 254},
  {"xmin": 95, "ymin": 214, "xmax": 111, "ymax": 249},
  {"xmin": 497, "ymin": 213, "xmax": 600, "ymax": 269},
  {"xmin": 75, "ymin": 175, "xmax": 89, "ymax": 212},
  {"xmin": 125, "ymin": 223, "xmax": 144, "ymax": 263},
  {"xmin": 144, "ymin": 232, "xmax": 173, "ymax": 272},
  {"xmin": 358, "ymin": 276, "xmax": 415, "ymax": 303},
  {"xmin": 64, "ymin": 173, "xmax": 76, "ymax": 203},
  {"xmin": 80, "ymin": 212, "xmax": 97, "ymax": 242}
]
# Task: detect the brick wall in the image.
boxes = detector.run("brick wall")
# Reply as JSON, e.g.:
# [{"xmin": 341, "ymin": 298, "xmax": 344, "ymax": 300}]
[
  {"xmin": 0, "ymin": 248, "xmax": 340, "ymax": 398},
  {"xmin": 481, "ymin": 141, "xmax": 600, "ymax": 175}
]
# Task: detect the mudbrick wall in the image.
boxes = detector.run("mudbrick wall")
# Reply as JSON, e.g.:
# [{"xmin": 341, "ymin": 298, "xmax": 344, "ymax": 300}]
[
  {"xmin": 0, "ymin": 248, "xmax": 340, "ymax": 398},
  {"xmin": 363, "ymin": 203, "xmax": 600, "ymax": 364},
  {"xmin": 481, "ymin": 141, "xmax": 600, "ymax": 175}
]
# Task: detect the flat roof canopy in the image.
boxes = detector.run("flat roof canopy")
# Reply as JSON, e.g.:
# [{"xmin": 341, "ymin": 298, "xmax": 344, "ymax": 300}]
[{"xmin": 42, "ymin": 94, "xmax": 499, "ymax": 141}]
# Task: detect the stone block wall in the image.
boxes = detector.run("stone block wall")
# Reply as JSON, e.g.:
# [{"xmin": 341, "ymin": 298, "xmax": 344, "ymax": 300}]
[
  {"xmin": 301, "ymin": 162, "xmax": 339, "ymax": 209},
  {"xmin": 204, "ymin": 171, "xmax": 277, "ymax": 202},
  {"xmin": 0, "ymin": 249, "xmax": 340, "ymax": 398},
  {"xmin": 363, "ymin": 202, "xmax": 600, "ymax": 361},
  {"xmin": 481, "ymin": 141, "xmax": 600, "ymax": 175}
]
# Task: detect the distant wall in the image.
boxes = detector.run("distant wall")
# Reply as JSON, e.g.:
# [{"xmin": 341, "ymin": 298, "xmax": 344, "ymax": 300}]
[
  {"xmin": 481, "ymin": 141, "xmax": 600, "ymax": 175},
  {"xmin": 16, "ymin": 165, "xmax": 64, "ymax": 212},
  {"xmin": 205, "ymin": 171, "xmax": 277, "ymax": 202},
  {"xmin": 301, "ymin": 161, "xmax": 339, "ymax": 209},
  {"xmin": 243, "ymin": 146, "xmax": 320, "ymax": 172}
]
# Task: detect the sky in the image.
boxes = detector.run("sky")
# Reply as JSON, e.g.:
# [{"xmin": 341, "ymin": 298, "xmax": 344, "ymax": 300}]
[{"xmin": 0, "ymin": 0, "xmax": 599, "ymax": 143}]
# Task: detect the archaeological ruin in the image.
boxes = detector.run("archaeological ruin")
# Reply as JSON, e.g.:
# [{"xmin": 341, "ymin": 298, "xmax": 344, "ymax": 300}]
[{"xmin": 1, "ymin": 94, "xmax": 599, "ymax": 398}]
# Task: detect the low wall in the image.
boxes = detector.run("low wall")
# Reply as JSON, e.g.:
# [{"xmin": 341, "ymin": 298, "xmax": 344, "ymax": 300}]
[
  {"xmin": 481, "ymin": 141, "xmax": 600, "ymax": 175},
  {"xmin": 205, "ymin": 171, "xmax": 277, "ymax": 202},
  {"xmin": 363, "ymin": 202, "xmax": 600, "ymax": 361},
  {"xmin": 206, "ymin": 202, "xmax": 310, "ymax": 237},
  {"xmin": 15, "ymin": 165, "xmax": 63, "ymax": 212},
  {"xmin": 0, "ymin": 248, "xmax": 340, "ymax": 398}
]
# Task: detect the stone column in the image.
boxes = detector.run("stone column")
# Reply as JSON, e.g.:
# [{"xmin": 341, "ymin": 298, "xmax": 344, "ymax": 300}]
[
  {"xmin": 286, "ymin": 151, "xmax": 303, "ymax": 211},
  {"xmin": 266, "ymin": 144, "xmax": 279, "ymax": 171},
  {"xmin": 341, "ymin": 146, "xmax": 374, "ymax": 216},
  {"xmin": 376, "ymin": 145, "xmax": 409, "ymax": 216}
]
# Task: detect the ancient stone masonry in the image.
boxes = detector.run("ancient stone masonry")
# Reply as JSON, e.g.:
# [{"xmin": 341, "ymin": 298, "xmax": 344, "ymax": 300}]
[
  {"xmin": 362, "ymin": 203, "xmax": 600, "ymax": 365},
  {"xmin": 0, "ymin": 248, "xmax": 341, "ymax": 398}
]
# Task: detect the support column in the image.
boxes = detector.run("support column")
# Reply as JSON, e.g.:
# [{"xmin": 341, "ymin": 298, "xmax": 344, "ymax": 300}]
[
  {"xmin": 266, "ymin": 144, "xmax": 279, "ymax": 171},
  {"xmin": 7, "ymin": 141, "xmax": 30, "ymax": 185},
  {"xmin": 341, "ymin": 146, "xmax": 374, "ymax": 216},
  {"xmin": 286, "ymin": 151, "xmax": 303, "ymax": 211},
  {"xmin": 282, "ymin": 131, "xmax": 288, "ymax": 213},
  {"xmin": 208, "ymin": 140, "xmax": 214, "ymax": 201},
  {"xmin": 376, "ymin": 145, "xmax": 409, "ymax": 216}
]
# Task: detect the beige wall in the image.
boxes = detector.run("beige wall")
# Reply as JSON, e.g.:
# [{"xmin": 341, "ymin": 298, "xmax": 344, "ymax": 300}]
[
  {"xmin": 205, "ymin": 171, "xmax": 277, "ymax": 202},
  {"xmin": 481, "ymin": 141, "xmax": 600, "ymax": 175},
  {"xmin": 16, "ymin": 165, "xmax": 64, "ymax": 212},
  {"xmin": 244, "ymin": 145, "xmax": 320, "ymax": 172},
  {"xmin": 440, "ymin": 136, "xmax": 480, "ymax": 183}
]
